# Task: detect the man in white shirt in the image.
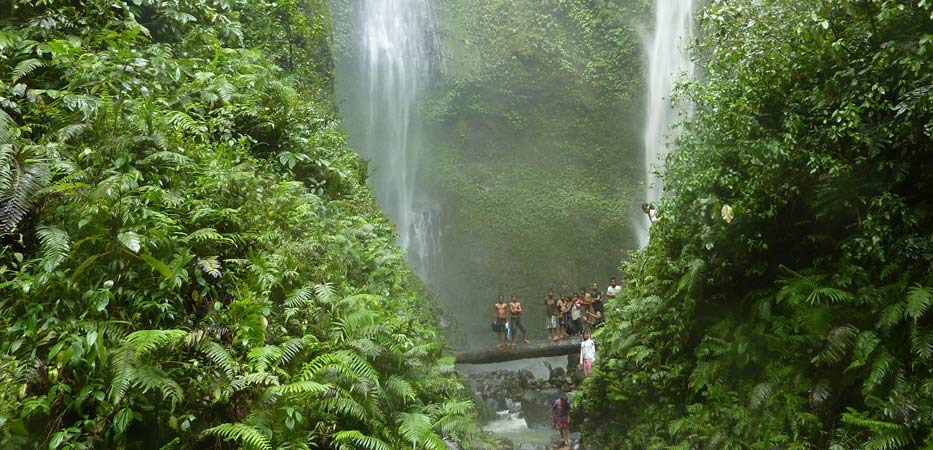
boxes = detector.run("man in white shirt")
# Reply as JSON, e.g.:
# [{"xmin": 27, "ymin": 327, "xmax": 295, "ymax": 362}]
[{"xmin": 606, "ymin": 276, "xmax": 621, "ymax": 303}]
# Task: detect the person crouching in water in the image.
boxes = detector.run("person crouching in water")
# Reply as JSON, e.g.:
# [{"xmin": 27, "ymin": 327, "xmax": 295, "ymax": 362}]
[
  {"xmin": 580, "ymin": 331, "xmax": 596, "ymax": 378},
  {"xmin": 550, "ymin": 393, "xmax": 571, "ymax": 446}
]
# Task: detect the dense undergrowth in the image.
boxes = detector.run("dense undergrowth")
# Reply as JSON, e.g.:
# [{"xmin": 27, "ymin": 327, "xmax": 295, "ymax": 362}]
[
  {"xmin": 582, "ymin": 0, "xmax": 933, "ymax": 448},
  {"xmin": 0, "ymin": 1, "xmax": 483, "ymax": 448}
]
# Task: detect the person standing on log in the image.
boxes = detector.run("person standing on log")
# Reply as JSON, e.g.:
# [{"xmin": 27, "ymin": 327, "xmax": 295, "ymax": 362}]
[
  {"xmin": 545, "ymin": 288, "xmax": 559, "ymax": 341},
  {"xmin": 509, "ymin": 293, "xmax": 528, "ymax": 346},
  {"xmin": 590, "ymin": 282, "xmax": 603, "ymax": 314},
  {"xmin": 569, "ymin": 294, "xmax": 583, "ymax": 336},
  {"xmin": 493, "ymin": 296, "xmax": 508, "ymax": 349},
  {"xmin": 558, "ymin": 294, "xmax": 571, "ymax": 339},
  {"xmin": 580, "ymin": 331, "xmax": 596, "ymax": 378}
]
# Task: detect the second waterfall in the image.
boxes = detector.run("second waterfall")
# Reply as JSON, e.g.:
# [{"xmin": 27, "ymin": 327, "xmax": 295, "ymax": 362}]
[
  {"xmin": 640, "ymin": 0, "xmax": 695, "ymax": 247},
  {"xmin": 334, "ymin": 0, "xmax": 442, "ymax": 281}
]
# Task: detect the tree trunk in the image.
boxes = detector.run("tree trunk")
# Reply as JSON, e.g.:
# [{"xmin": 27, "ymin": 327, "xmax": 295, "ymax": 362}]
[{"xmin": 454, "ymin": 341, "xmax": 580, "ymax": 364}]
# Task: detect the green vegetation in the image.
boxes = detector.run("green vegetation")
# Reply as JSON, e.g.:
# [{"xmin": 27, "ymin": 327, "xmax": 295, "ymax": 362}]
[
  {"xmin": 419, "ymin": 0, "xmax": 651, "ymax": 339},
  {"xmin": 583, "ymin": 0, "xmax": 933, "ymax": 448},
  {"xmin": 0, "ymin": 1, "xmax": 483, "ymax": 448}
]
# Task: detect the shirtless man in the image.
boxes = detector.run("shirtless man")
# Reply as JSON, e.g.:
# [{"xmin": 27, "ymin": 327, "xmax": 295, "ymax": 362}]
[
  {"xmin": 509, "ymin": 293, "xmax": 529, "ymax": 346},
  {"xmin": 493, "ymin": 296, "xmax": 508, "ymax": 349},
  {"xmin": 545, "ymin": 289, "xmax": 558, "ymax": 341}
]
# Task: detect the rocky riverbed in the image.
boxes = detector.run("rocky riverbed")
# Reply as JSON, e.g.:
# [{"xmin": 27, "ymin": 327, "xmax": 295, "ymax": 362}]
[{"xmin": 460, "ymin": 358, "xmax": 585, "ymax": 450}]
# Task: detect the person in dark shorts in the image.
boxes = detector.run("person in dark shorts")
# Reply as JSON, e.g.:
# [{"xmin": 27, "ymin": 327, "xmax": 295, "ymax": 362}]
[
  {"xmin": 509, "ymin": 293, "xmax": 528, "ymax": 346},
  {"xmin": 493, "ymin": 296, "xmax": 508, "ymax": 349},
  {"xmin": 590, "ymin": 282, "xmax": 604, "ymax": 314}
]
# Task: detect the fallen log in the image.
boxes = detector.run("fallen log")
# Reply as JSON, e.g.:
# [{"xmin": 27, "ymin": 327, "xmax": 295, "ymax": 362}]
[{"xmin": 454, "ymin": 340, "xmax": 580, "ymax": 364}]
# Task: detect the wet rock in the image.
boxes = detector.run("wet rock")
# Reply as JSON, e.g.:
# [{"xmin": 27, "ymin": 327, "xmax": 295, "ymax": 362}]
[
  {"xmin": 517, "ymin": 443, "xmax": 547, "ymax": 450},
  {"xmin": 521, "ymin": 388, "xmax": 560, "ymax": 428}
]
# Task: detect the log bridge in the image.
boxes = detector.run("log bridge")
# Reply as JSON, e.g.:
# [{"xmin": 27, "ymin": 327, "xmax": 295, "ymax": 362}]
[{"xmin": 453, "ymin": 340, "xmax": 581, "ymax": 364}]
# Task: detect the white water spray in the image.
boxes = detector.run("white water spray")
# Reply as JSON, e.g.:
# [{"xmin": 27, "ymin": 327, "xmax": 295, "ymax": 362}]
[
  {"xmin": 339, "ymin": 0, "xmax": 442, "ymax": 280},
  {"xmin": 639, "ymin": 0, "xmax": 695, "ymax": 247}
]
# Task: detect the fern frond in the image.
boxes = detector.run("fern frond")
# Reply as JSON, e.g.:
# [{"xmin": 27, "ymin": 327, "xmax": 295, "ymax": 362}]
[
  {"xmin": 198, "ymin": 341, "xmax": 237, "ymax": 377},
  {"xmin": 279, "ymin": 337, "xmax": 312, "ymax": 366},
  {"xmin": 909, "ymin": 326, "xmax": 933, "ymax": 361},
  {"xmin": 268, "ymin": 380, "xmax": 331, "ymax": 398},
  {"xmin": 385, "ymin": 375, "xmax": 415, "ymax": 406},
  {"xmin": 0, "ymin": 153, "xmax": 49, "ymax": 234},
  {"xmin": 36, "ymin": 225, "xmax": 70, "ymax": 272},
  {"xmin": 748, "ymin": 382, "xmax": 773, "ymax": 409},
  {"xmin": 0, "ymin": 110, "xmax": 15, "ymax": 144},
  {"xmin": 320, "ymin": 395, "xmax": 368, "ymax": 422},
  {"xmin": 203, "ymin": 423, "xmax": 272, "ymax": 450},
  {"xmin": 877, "ymin": 303, "xmax": 906, "ymax": 330},
  {"xmin": 109, "ymin": 347, "xmax": 137, "ymax": 404},
  {"xmin": 142, "ymin": 150, "xmax": 193, "ymax": 166},
  {"xmin": 863, "ymin": 350, "xmax": 897, "ymax": 395},
  {"xmin": 285, "ymin": 285, "xmax": 315, "ymax": 308},
  {"xmin": 123, "ymin": 329, "xmax": 187, "ymax": 358},
  {"xmin": 808, "ymin": 286, "xmax": 853, "ymax": 304},
  {"xmin": 54, "ymin": 124, "xmax": 88, "ymax": 143},
  {"xmin": 331, "ymin": 430, "xmax": 392, "ymax": 450},
  {"xmin": 229, "ymin": 372, "xmax": 279, "ymax": 393},
  {"xmin": 163, "ymin": 110, "xmax": 203, "ymax": 136},
  {"xmin": 11, "ymin": 58, "xmax": 44, "ymax": 81},
  {"xmin": 863, "ymin": 430, "xmax": 913, "ymax": 450},
  {"xmin": 158, "ymin": 438, "xmax": 180, "ymax": 450},
  {"xmin": 196, "ymin": 256, "xmax": 222, "ymax": 278},
  {"xmin": 314, "ymin": 282, "xmax": 338, "ymax": 305},
  {"xmin": 397, "ymin": 412, "xmax": 444, "ymax": 450},
  {"xmin": 331, "ymin": 310, "xmax": 377, "ymax": 343},
  {"xmin": 133, "ymin": 365, "xmax": 183, "ymax": 406},
  {"xmin": 813, "ymin": 325, "xmax": 857, "ymax": 366},
  {"xmin": 906, "ymin": 285, "xmax": 933, "ymax": 321},
  {"xmin": 675, "ymin": 258, "xmax": 705, "ymax": 295},
  {"xmin": 248, "ymin": 345, "xmax": 284, "ymax": 372}
]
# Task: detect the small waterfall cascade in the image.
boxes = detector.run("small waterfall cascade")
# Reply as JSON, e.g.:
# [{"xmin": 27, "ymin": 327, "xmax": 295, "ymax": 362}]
[
  {"xmin": 639, "ymin": 0, "xmax": 695, "ymax": 247},
  {"xmin": 338, "ymin": 0, "xmax": 442, "ymax": 281}
]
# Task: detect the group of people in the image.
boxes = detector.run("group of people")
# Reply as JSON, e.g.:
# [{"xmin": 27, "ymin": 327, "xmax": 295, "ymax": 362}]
[
  {"xmin": 544, "ymin": 277, "xmax": 621, "ymax": 340},
  {"xmin": 490, "ymin": 276, "xmax": 622, "ymax": 348}
]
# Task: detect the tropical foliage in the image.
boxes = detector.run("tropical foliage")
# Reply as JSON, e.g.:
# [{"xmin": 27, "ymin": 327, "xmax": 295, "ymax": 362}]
[
  {"xmin": 0, "ymin": 0, "xmax": 483, "ymax": 448},
  {"xmin": 582, "ymin": 0, "xmax": 933, "ymax": 448}
]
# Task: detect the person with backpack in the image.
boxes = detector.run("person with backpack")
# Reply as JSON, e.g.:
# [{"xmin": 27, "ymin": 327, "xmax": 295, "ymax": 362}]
[{"xmin": 550, "ymin": 393, "xmax": 571, "ymax": 446}]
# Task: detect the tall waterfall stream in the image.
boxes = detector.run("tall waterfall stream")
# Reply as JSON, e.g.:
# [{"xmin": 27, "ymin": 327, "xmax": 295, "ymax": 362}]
[{"xmin": 639, "ymin": 0, "xmax": 695, "ymax": 247}]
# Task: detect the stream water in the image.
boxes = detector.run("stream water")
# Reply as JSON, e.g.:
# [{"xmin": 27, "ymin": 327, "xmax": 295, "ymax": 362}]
[{"xmin": 639, "ymin": 0, "xmax": 696, "ymax": 247}]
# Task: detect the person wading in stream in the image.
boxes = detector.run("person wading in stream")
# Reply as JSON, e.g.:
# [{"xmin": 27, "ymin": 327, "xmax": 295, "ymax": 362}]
[
  {"xmin": 493, "ymin": 296, "xmax": 508, "ymax": 349},
  {"xmin": 508, "ymin": 293, "xmax": 528, "ymax": 346},
  {"xmin": 545, "ymin": 288, "xmax": 559, "ymax": 341},
  {"xmin": 551, "ymin": 393, "xmax": 571, "ymax": 446}
]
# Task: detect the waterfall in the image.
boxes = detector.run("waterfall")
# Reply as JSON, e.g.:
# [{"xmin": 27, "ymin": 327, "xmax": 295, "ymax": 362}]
[
  {"xmin": 638, "ymin": 0, "xmax": 695, "ymax": 247},
  {"xmin": 335, "ymin": 0, "xmax": 442, "ymax": 281}
]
